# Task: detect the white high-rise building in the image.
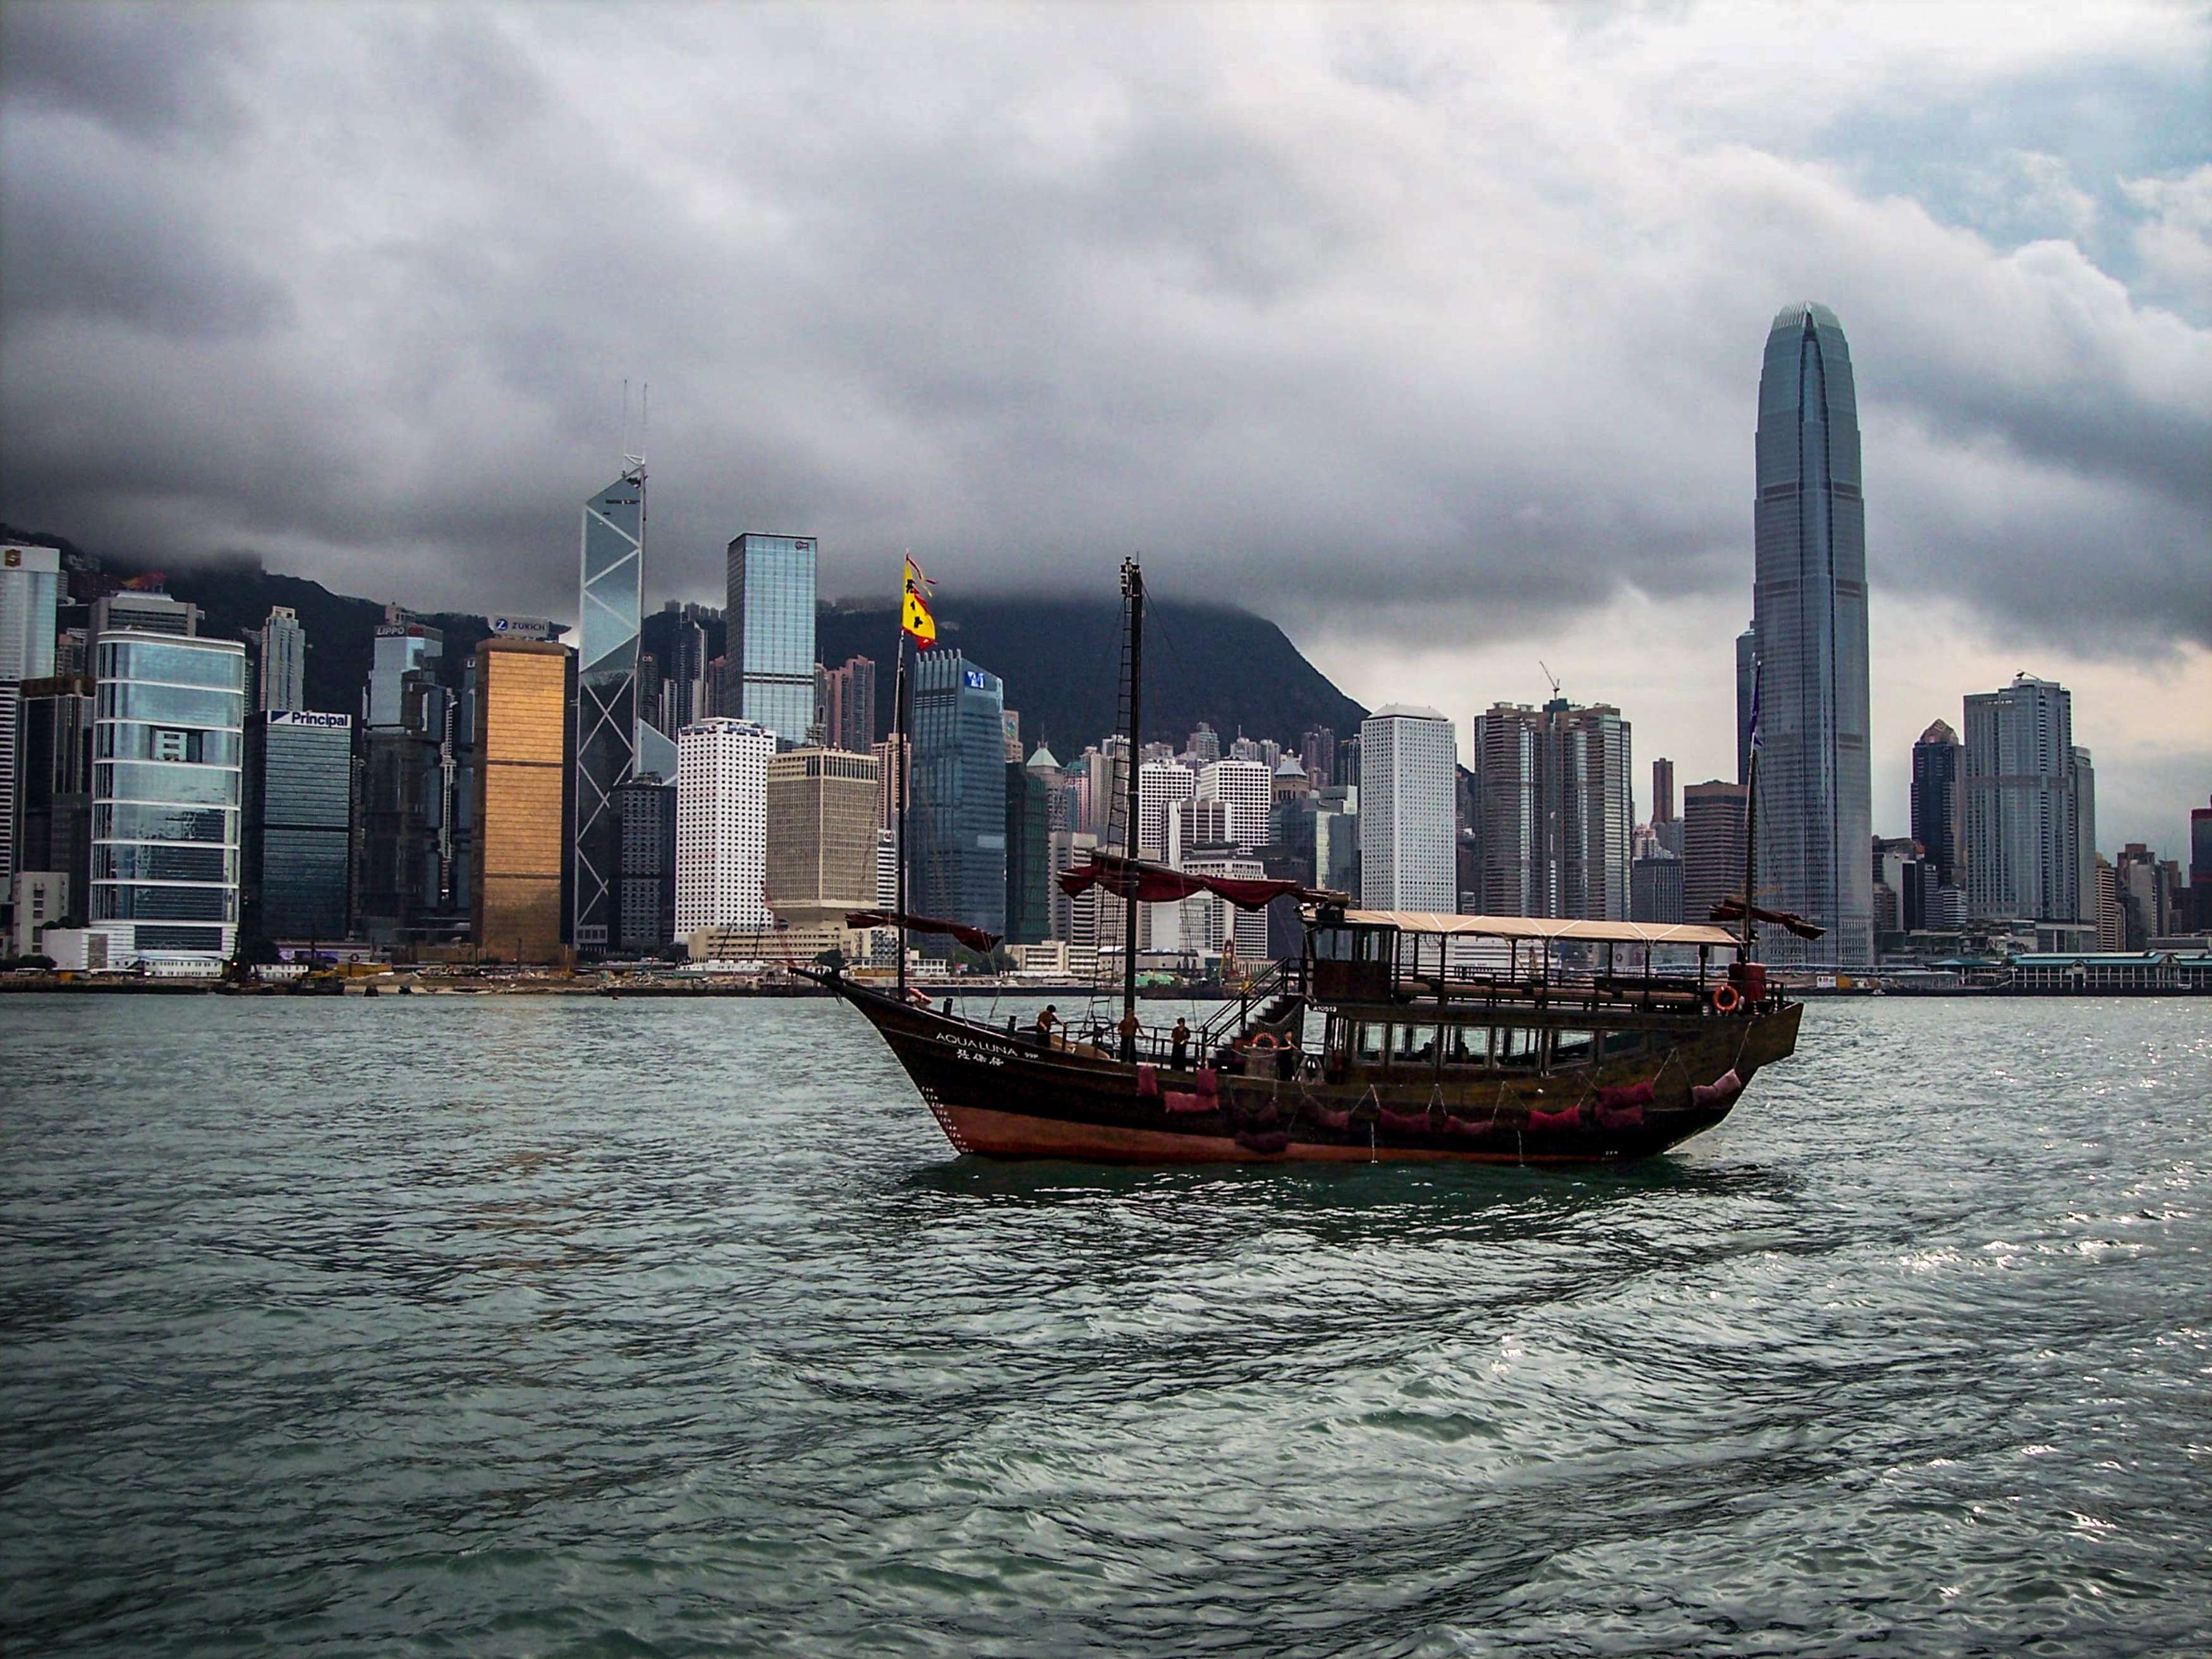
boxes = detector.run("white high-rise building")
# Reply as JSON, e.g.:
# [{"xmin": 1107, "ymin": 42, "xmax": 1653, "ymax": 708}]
[
  {"xmin": 1358, "ymin": 705, "xmax": 1457, "ymax": 912},
  {"xmin": 1, "ymin": 545, "xmax": 63, "ymax": 893},
  {"xmin": 1184, "ymin": 852, "xmax": 1272, "ymax": 963},
  {"xmin": 675, "ymin": 717, "xmax": 775, "ymax": 936},
  {"xmin": 1137, "ymin": 758, "xmax": 1196, "ymax": 860},
  {"xmin": 257, "ymin": 605, "xmax": 307, "ymax": 713},
  {"xmin": 1198, "ymin": 757, "xmax": 1272, "ymax": 852}
]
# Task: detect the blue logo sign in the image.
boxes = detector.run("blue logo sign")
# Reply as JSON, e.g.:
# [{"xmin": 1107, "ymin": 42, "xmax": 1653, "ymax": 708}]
[{"xmin": 964, "ymin": 670, "xmax": 987, "ymax": 690}]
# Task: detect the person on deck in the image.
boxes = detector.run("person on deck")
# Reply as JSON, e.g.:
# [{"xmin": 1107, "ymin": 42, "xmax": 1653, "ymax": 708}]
[
  {"xmin": 1170, "ymin": 1018, "xmax": 1191, "ymax": 1070},
  {"xmin": 1117, "ymin": 1010, "xmax": 1140, "ymax": 1062},
  {"xmin": 1033, "ymin": 1005, "xmax": 1060, "ymax": 1049}
]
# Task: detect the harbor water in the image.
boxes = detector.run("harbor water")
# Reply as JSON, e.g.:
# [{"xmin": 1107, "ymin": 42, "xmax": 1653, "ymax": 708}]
[{"xmin": 3, "ymin": 995, "xmax": 2208, "ymax": 1655}]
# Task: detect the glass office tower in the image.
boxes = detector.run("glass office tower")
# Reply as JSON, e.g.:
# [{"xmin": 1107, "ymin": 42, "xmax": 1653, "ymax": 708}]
[
  {"xmin": 1, "ymin": 544, "xmax": 63, "ymax": 894},
  {"xmin": 574, "ymin": 465, "xmax": 645, "ymax": 951},
  {"xmin": 1751, "ymin": 302, "xmax": 1873, "ymax": 969},
  {"xmin": 726, "ymin": 533, "xmax": 817, "ymax": 744},
  {"xmin": 245, "ymin": 711, "xmax": 353, "ymax": 940},
  {"xmin": 910, "ymin": 652, "xmax": 1007, "ymax": 944},
  {"xmin": 16, "ymin": 674, "xmax": 96, "ymax": 923},
  {"xmin": 90, "ymin": 631, "xmax": 247, "ymax": 967}
]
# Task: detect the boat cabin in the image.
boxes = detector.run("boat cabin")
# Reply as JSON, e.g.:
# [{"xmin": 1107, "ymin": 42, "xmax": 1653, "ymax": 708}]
[{"xmin": 1297, "ymin": 909, "xmax": 1757, "ymax": 1083}]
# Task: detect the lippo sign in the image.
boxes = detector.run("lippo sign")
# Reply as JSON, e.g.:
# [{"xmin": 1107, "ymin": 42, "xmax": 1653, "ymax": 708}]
[{"xmin": 269, "ymin": 710, "xmax": 353, "ymax": 730}]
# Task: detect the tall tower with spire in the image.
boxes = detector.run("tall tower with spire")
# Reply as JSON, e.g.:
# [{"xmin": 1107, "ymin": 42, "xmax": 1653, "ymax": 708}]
[
  {"xmin": 573, "ymin": 460, "xmax": 645, "ymax": 951},
  {"xmin": 1751, "ymin": 302, "xmax": 1873, "ymax": 969}
]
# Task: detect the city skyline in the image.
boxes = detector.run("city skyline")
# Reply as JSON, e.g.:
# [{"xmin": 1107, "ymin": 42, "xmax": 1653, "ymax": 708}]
[{"xmin": 0, "ymin": 5, "xmax": 2202, "ymax": 855}]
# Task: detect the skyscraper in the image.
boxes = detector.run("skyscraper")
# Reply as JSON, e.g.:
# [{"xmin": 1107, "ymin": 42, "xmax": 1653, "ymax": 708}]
[
  {"xmin": 765, "ymin": 747, "xmax": 880, "ymax": 930},
  {"xmin": 15, "ymin": 674, "xmax": 95, "ymax": 924},
  {"xmin": 1631, "ymin": 847, "xmax": 1685, "ymax": 926},
  {"xmin": 726, "ymin": 533, "xmax": 817, "ymax": 744},
  {"xmin": 818, "ymin": 655, "xmax": 877, "ymax": 754},
  {"xmin": 472, "ymin": 639, "xmax": 571, "ymax": 963},
  {"xmin": 1751, "ymin": 302, "xmax": 1873, "ymax": 968},
  {"xmin": 90, "ymin": 629, "xmax": 247, "ymax": 968},
  {"xmin": 1300, "ymin": 726, "xmax": 1336, "ymax": 791},
  {"xmin": 675, "ymin": 717, "xmax": 775, "ymax": 936},
  {"xmin": 1962, "ymin": 674, "xmax": 2086, "ymax": 925},
  {"xmin": 1199, "ymin": 757, "xmax": 1273, "ymax": 853},
  {"xmin": 909, "ymin": 652, "xmax": 1007, "ymax": 939},
  {"xmin": 613, "ymin": 776, "xmax": 677, "ymax": 954},
  {"xmin": 366, "ymin": 617, "xmax": 442, "ymax": 729},
  {"xmin": 1, "ymin": 544, "xmax": 63, "ymax": 897},
  {"xmin": 1468, "ymin": 698, "xmax": 1633, "ymax": 920},
  {"xmin": 1137, "ymin": 759, "xmax": 1196, "ymax": 860},
  {"xmin": 1358, "ymin": 706, "xmax": 1455, "ymax": 911},
  {"xmin": 256, "ymin": 606, "xmax": 306, "ymax": 713},
  {"xmin": 357, "ymin": 655, "xmax": 467, "ymax": 948},
  {"xmin": 243, "ymin": 712, "xmax": 353, "ymax": 941},
  {"xmin": 1651, "ymin": 757, "xmax": 1676, "ymax": 827},
  {"xmin": 574, "ymin": 465, "xmax": 645, "ymax": 951},
  {"xmin": 1910, "ymin": 720, "xmax": 1963, "ymax": 887},
  {"xmin": 1734, "ymin": 625, "xmax": 1757, "ymax": 786},
  {"xmin": 90, "ymin": 588, "xmax": 199, "ymax": 638},
  {"xmin": 2072, "ymin": 746, "xmax": 2097, "ymax": 928},
  {"xmin": 1682, "ymin": 781, "xmax": 1749, "ymax": 934},
  {"xmin": 2192, "ymin": 795, "xmax": 2212, "ymax": 932},
  {"xmin": 1004, "ymin": 758, "xmax": 1053, "ymax": 945}
]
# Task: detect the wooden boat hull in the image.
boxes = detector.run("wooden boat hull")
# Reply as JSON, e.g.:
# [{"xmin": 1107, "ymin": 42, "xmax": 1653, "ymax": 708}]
[{"xmin": 832, "ymin": 979, "xmax": 1799, "ymax": 1165}]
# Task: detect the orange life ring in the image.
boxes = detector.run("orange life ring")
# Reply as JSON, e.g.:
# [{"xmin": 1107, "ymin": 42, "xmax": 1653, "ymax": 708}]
[
  {"xmin": 1710, "ymin": 983, "xmax": 1742, "ymax": 1015},
  {"xmin": 1247, "ymin": 1031, "xmax": 1283, "ymax": 1051}
]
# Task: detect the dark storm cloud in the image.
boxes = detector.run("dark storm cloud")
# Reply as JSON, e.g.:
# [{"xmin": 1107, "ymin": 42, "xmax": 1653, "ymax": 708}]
[{"xmin": 1, "ymin": 2, "xmax": 2206, "ymax": 656}]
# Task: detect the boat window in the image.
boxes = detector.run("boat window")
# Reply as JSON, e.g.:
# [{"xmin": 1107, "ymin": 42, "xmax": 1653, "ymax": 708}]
[
  {"xmin": 1552, "ymin": 1030, "xmax": 1596, "ymax": 1066},
  {"xmin": 1392, "ymin": 1024, "xmax": 1438, "ymax": 1067},
  {"xmin": 1311, "ymin": 927, "xmax": 1351, "ymax": 962},
  {"xmin": 1495, "ymin": 1028, "xmax": 1542, "ymax": 1069},
  {"xmin": 1603, "ymin": 1028, "xmax": 1645, "ymax": 1058},
  {"xmin": 1354, "ymin": 1023, "xmax": 1386, "ymax": 1063},
  {"xmin": 1443, "ymin": 1026, "xmax": 1490, "ymax": 1067}
]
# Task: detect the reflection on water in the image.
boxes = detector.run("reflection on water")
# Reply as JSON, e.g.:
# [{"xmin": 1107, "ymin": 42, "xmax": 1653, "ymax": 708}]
[{"xmin": 2, "ymin": 995, "xmax": 2208, "ymax": 1657}]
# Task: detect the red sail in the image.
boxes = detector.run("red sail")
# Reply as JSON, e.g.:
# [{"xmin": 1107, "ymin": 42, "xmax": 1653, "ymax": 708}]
[
  {"xmin": 844, "ymin": 911, "xmax": 1003, "ymax": 954},
  {"xmin": 1055, "ymin": 851, "xmax": 1320, "ymax": 911}
]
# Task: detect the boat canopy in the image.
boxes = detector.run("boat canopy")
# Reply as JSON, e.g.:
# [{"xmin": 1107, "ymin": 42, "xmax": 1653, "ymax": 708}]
[{"xmin": 1337, "ymin": 911, "xmax": 1742, "ymax": 949}]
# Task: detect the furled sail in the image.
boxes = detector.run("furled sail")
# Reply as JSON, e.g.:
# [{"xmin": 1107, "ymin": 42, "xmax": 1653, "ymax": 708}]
[
  {"xmin": 844, "ymin": 910, "xmax": 1002, "ymax": 954},
  {"xmin": 1708, "ymin": 899, "xmax": 1826, "ymax": 940},
  {"xmin": 1055, "ymin": 850, "xmax": 1334, "ymax": 912}
]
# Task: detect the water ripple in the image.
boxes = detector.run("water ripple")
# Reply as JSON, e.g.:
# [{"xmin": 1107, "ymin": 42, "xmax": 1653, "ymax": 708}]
[{"xmin": 2, "ymin": 996, "xmax": 2208, "ymax": 1656}]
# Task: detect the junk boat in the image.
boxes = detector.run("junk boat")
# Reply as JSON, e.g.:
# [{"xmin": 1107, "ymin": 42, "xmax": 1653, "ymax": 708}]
[{"xmin": 815, "ymin": 557, "xmax": 1808, "ymax": 1165}]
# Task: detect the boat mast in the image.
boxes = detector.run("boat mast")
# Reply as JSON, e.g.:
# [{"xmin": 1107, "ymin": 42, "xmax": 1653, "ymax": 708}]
[
  {"xmin": 1740, "ymin": 656, "xmax": 1759, "ymax": 963},
  {"xmin": 1120, "ymin": 558, "xmax": 1144, "ymax": 1038},
  {"xmin": 894, "ymin": 629, "xmax": 910, "ymax": 997}
]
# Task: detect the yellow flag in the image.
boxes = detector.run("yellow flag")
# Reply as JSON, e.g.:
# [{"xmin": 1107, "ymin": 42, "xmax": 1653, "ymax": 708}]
[{"xmin": 901, "ymin": 557, "xmax": 937, "ymax": 647}]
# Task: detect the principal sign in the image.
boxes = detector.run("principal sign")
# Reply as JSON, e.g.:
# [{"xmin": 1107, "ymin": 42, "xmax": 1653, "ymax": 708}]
[{"xmin": 269, "ymin": 710, "xmax": 353, "ymax": 729}]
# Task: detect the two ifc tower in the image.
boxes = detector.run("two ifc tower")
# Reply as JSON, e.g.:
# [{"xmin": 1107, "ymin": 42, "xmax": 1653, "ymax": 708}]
[
  {"xmin": 564, "ymin": 312, "xmax": 1878, "ymax": 966},
  {"xmin": 1746, "ymin": 302, "xmax": 1875, "ymax": 971}
]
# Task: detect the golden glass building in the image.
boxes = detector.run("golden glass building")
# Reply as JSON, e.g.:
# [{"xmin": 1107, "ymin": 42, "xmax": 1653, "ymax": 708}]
[
  {"xmin": 472, "ymin": 639, "xmax": 571, "ymax": 963},
  {"xmin": 765, "ymin": 747, "xmax": 880, "ymax": 929}
]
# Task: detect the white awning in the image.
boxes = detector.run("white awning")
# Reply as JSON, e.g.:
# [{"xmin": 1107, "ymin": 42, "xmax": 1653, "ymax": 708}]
[{"xmin": 1339, "ymin": 911, "xmax": 1743, "ymax": 949}]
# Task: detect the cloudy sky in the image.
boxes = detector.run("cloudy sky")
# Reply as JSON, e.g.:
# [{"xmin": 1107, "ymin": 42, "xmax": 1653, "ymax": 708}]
[{"xmin": 3, "ymin": 2, "xmax": 2207, "ymax": 847}]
